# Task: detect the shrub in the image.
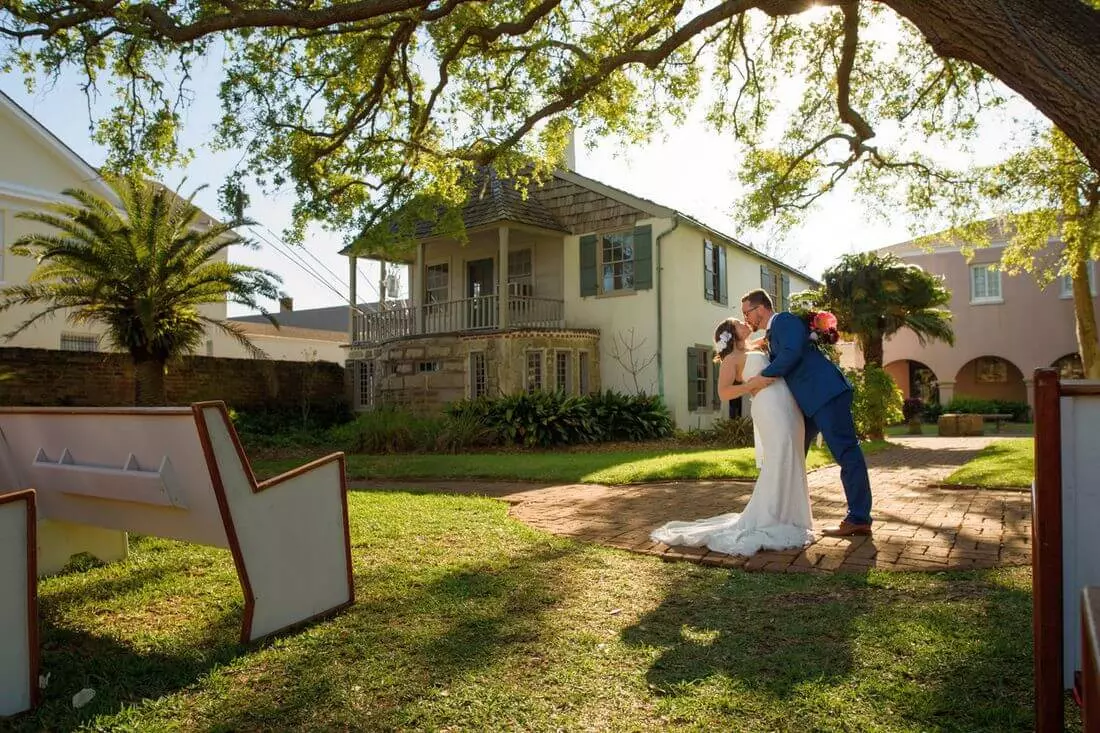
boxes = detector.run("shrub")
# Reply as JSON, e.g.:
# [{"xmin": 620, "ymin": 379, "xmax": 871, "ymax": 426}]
[
  {"xmin": 902, "ymin": 397, "xmax": 923, "ymax": 422},
  {"xmin": 448, "ymin": 390, "xmax": 673, "ymax": 447},
  {"xmin": 709, "ymin": 417, "xmax": 755, "ymax": 447},
  {"xmin": 327, "ymin": 408, "xmax": 444, "ymax": 453},
  {"xmin": 588, "ymin": 390, "xmax": 674, "ymax": 442},
  {"xmin": 921, "ymin": 400, "xmax": 945, "ymax": 423},
  {"xmin": 845, "ymin": 365, "xmax": 903, "ymax": 440},
  {"xmin": 944, "ymin": 396, "xmax": 1031, "ymax": 421},
  {"xmin": 434, "ymin": 412, "xmax": 500, "ymax": 453}
]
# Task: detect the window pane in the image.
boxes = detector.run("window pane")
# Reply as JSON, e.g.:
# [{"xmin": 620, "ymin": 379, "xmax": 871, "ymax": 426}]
[{"xmin": 599, "ymin": 229, "xmax": 636, "ymax": 293}]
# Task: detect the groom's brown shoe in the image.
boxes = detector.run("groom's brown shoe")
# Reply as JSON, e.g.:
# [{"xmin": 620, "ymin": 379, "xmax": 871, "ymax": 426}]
[{"xmin": 821, "ymin": 520, "xmax": 873, "ymax": 537}]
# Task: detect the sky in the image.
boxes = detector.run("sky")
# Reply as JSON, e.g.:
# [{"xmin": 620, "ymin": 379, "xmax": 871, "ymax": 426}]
[{"xmin": 0, "ymin": 38, "xmax": 1039, "ymax": 316}]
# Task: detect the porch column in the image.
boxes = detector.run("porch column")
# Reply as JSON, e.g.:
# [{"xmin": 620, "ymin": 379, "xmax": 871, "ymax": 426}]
[
  {"xmin": 1024, "ymin": 377, "xmax": 1035, "ymax": 417},
  {"xmin": 498, "ymin": 225, "xmax": 510, "ymax": 329},
  {"xmin": 348, "ymin": 254, "xmax": 358, "ymax": 343},
  {"xmin": 415, "ymin": 242, "xmax": 425, "ymax": 335},
  {"xmin": 378, "ymin": 258, "xmax": 388, "ymax": 310},
  {"xmin": 937, "ymin": 380, "xmax": 955, "ymax": 406}
]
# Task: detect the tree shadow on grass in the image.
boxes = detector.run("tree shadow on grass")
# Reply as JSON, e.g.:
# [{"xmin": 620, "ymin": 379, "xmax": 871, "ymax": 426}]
[
  {"xmin": 621, "ymin": 569, "xmax": 872, "ymax": 699},
  {"xmin": 188, "ymin": 542, "xmax": 585, "ymax": 731},
  {"xmin": 621, "ymin": 566, "xmax": 1037, "ymax": 731}
]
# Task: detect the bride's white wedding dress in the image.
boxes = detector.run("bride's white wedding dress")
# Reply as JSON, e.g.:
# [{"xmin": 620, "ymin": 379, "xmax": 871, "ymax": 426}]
[{"xmin": 651, "ymin": 350, "xmax": 814, "ymax": 556}]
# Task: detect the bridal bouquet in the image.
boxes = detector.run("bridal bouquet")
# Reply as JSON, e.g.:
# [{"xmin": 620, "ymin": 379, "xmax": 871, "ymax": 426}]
[{"xmin": 801, "ymin": 310, "xmax": 840, "ymax": 346}]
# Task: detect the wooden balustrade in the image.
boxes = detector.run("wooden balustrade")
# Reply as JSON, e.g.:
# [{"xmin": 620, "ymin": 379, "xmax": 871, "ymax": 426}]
[{"xmin": 351, "ymin": 295, "xmax": 565, "ymax": 344}]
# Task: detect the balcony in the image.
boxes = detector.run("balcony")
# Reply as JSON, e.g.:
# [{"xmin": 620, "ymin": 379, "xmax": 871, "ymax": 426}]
[{"xmin": 352, "ymin": 294, "xmax": 565, "ymax": 345}]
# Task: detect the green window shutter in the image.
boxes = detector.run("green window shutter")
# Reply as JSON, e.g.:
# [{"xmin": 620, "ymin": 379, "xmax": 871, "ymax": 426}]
[
  {"xmin": 759, "ymin": 263, "xmax": 770, "ymax": 288},
  {"xmin": 580, "ymin": 234, "xmax": 597, "ymax": 296},
  {"xmin": 718, "ymin": 245, "xmax": 728, "ymax": 305},
  {"xmin": 633, "ymin": 224, "xmax": 653, "ymax": 290},
  {"xmin": 703, "ymin": 239, "xmax": 715, "ymax": 301},
  {"xmin": 780, "ymin": 273, "xmax": 790, "ymax": 311},
  {"xmin": 686, "ymin": 348, "xmax": 698, "ymax": 411}
]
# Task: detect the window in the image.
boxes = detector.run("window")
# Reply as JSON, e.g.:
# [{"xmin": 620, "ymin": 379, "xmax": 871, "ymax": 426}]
[
  {"xmin": 526, "ymin": 351, "xmax": 544, "ymax": 393},
  {"xmin": 205, "ymin": 340, "xmax": 214, "ymax": 356},
  {"xmin": 508, "ymin": 249, "xmax": 533, "ymax": 296},
  {"xmin": 470, "ymin": 351, "xmax": 488, "ymax": 398},
  {"xmin": 758, "ymin": 265, "xmax": 789, "ymax": 310},
  {"xmin": 0, "ymin": 209, "xmax": 5, "ymax": 282},
  {"xmin": 356, "ymin": 360, "xmax": 376, "ymax": 409},
  {"xmin": 686, "ymin": 346, "xmax": 718, "ymax": 411},
  {"xmin": 426, "ymin": 263, "xmax": 449, "ymax": 304},
  {"xmin": 1060, "ymin": 262, "xmax": 1096, "ymax": 298},
  {"xmin": 601, "ymin": 230, "xmax": 635, "ymax": 293},
  {"xmin": 59, "ymin": 333, "xmax": 98, "ymax": 352},
  {"xmin": 1053, "ymin": 353, "xmax": 1085, "ymax": 380},
  {"xmin": 579, "ymin": 225, "xmax": 652, "ymax": 296},
  {"xmin": 970, "ymin": 264, "xmax": 1002, "ymax": 303},
  {"xmin": 578, "ymin": 351, "xmax": 591, "ymax": 394},
  {"xmin": 417, "ymin": 361, "xmax": 441, "ymax": 373},
  {"xmin": 703, "ymin": 239, "xmax": 728, "ymax": 304},
  {"xmin": 975, "ymin": 356, "xmax": 1008, "ymax": 383},
  {"xmin": 555, "ymin": 350, "xmax": 572, "ymax": 393}
]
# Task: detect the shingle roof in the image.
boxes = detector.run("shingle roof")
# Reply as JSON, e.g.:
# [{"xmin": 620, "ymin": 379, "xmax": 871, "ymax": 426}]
[{"xmin": 463, "ymin": 167, "xmax": 565, "ymax": 232}]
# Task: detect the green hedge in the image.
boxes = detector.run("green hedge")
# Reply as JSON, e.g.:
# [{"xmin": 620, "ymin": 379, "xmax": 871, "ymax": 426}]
[
  {"xmin": 844, "ymin": 365, "xmax": 903, "ymax": 440},
  {"xmin": 944, "ymin": 396, "xmax": 1031, "ymax": 422},
  {"xmin": 447, "ymin": 390, "xmax": 674, "ymax": 448}
]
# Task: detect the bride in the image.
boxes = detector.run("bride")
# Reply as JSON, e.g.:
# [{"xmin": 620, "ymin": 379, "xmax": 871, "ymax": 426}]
[{"xmin": 651, "ymin": 317, "xmax": 814, "ymax": 556}]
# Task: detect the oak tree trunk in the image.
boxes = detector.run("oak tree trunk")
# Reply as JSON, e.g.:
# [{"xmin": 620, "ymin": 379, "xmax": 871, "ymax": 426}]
[
  {"xmin": 1073, "ymin": 253, "xmax": 1100, "ymax": 379},
  {"xmin": 884, "ymin": 0, "xmax": 1100, "ymax": 169}
]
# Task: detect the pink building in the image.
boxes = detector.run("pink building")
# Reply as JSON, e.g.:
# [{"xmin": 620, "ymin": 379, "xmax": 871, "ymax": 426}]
[{"xmin": 876, "ymin": 231, "xmax": 1094, "ymax": 411}]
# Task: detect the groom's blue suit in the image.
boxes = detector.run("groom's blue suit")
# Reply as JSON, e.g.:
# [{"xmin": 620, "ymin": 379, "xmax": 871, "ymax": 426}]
[{"xmin": 761, "ymin": 312, "xmax": 872, "ymax": 525}]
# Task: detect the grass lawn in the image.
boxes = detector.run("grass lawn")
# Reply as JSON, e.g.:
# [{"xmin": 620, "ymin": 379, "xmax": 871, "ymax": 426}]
[
  {"xmin": 16, "ymin": 490, "xmax": 1040, "ymax": 732},
  {"xmin": 251, "ymin": 441, "xmax": 893, "ymax": 485},
  {"xmin": 943, "ymin": 439, "xmax": 1034, "ymax": 489}
]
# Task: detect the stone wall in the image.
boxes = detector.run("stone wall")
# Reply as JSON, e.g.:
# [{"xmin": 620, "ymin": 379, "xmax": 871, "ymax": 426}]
[
  {"xmin": 0, "ymin": 347, "xmax": 347, "ymax": 410},
  {"xmin": 355, "ymin": 328, "xmax": 600, "ymax": 412}
]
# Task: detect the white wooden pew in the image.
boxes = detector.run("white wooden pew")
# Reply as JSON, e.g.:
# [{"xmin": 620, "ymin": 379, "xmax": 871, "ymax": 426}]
[
  {"xmin": 0, "ymin": 401, "xmax": 354, "ymax": 717},
  {"xmin": 0, "ymin": 490, "xmax": 37, "ymax": 718},
  {"xmin": 1033, "ymin": 370, "xmax": 1100, "ymax": 731}
]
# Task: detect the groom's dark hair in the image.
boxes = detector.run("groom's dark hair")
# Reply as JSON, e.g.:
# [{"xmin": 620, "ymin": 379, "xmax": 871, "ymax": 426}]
[{"xmin": 741, "ymin": 288, "xmax": 773, "ymax": 311}]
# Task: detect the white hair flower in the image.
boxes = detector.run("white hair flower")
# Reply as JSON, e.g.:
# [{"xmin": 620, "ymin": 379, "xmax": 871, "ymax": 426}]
[{"xmin": 714, "ymin": 331, "xmax": 732, "ymax": 351}]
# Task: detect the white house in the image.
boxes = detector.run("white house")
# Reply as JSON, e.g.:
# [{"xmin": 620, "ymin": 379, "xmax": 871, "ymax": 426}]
[
  {"xmin": 344, "ymin": 167, "xmax": 817, "ymax": 428},
  {"xmin": 0, "ymin": 90, "xmax": 337, "ymax": 364}
]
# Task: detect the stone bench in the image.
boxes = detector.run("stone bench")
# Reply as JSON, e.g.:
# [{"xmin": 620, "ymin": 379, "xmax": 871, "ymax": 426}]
[
  {"xmin": 0, "ymin": 402, "xmax": 354, "ymax": 717},
  {"xmin": 936, "ymin": 412, "xmax": 984, "ymax": 436},
  {"xmin": 980, "ymin": 413, "xmax": 1015, "ymax": 433}
]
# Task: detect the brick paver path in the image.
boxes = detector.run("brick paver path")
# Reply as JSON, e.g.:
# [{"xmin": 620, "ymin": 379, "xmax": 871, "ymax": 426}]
[{"xmin": 351, "ymin": 436, "xmax": 1033, "ymax": 574}]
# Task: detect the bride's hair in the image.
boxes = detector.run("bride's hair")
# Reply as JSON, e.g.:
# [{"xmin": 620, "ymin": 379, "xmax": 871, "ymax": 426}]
[{"xmin": 713, "ymin": 317, "xmax": 745, "ymax": 362}]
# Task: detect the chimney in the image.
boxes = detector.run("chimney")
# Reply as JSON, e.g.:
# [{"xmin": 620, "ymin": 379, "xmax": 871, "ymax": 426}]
[
  {"xmin": 279, "ymin": 296, "xmax": 294, "ymax": 312},
  {"xmin": 563, "ymin": 126, "xmax": 576, "ymax": 171}
]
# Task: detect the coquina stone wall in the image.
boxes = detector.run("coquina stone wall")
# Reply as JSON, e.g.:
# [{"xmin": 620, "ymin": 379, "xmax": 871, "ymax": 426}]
[{"xmin": 353, "ymin": 328, "xmax": 600, "ymax": 412}]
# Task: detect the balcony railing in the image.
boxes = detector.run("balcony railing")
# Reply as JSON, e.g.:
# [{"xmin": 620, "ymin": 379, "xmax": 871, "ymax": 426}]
[{"xmin": 352, "ymin": 295, "xmax": 565, "ymax": 344}]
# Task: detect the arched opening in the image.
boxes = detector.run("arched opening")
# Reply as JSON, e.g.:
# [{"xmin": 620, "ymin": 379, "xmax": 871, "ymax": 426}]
[
  {"xmin": 884, "ymin": 359, "xmax": 940, "ymax": 404},
  {"xmin": 1052, "ymin": 352, "xmax": 1085, "ymax": 380},
  {"xmin": 953, "ymin": 355, "xmax": 1027, "ymax": 403}
]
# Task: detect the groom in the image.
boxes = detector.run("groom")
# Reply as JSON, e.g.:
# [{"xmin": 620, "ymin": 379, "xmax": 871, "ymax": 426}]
[{"xmin": 740, "ymin": 288, "xmax": 873, "ymax": 536}]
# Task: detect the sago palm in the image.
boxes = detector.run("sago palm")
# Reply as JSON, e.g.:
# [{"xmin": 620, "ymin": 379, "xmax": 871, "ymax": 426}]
[
  {"xmin": 0, "ymin": 174, "xmax": 282, "ymax": 405},
  {"xmin": 793, "ymin": 251, "xmax": 954, "ymax": 367}
]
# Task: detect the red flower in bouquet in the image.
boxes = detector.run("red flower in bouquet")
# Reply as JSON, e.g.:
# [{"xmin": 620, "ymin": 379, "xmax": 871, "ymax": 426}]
[
  {"xmin": 813, "ymin": 311, "xmax": 838, "ymax": 333},
  {"xmin": 803, "ymin": 310, "xmax": 840, "ymax": 345}
]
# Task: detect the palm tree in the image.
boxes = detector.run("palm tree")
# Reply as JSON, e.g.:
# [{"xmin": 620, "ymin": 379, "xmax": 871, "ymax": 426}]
[
  {"xmin": 0, "ymin": 174, "xmax": 282, "ymax": 405},
  {"xmin": 793, "ymin": 251, "xmax": 955, "ymax": 368}
]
